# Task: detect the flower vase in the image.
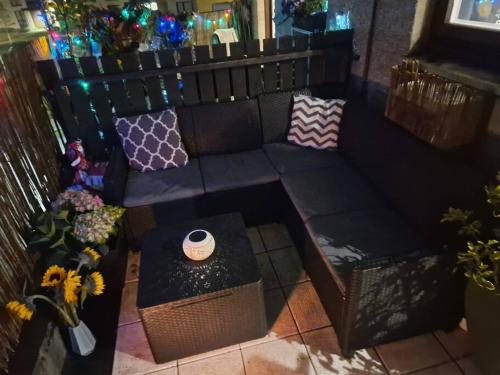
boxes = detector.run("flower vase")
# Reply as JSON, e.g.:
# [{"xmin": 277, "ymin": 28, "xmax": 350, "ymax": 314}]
[{"xmin": 68, "ymin": 321, "xmax": 96, "ymax": 356}]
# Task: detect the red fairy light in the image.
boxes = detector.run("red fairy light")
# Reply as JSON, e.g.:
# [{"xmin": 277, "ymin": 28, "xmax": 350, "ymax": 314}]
[{"xmin": 133, "ymin": 22, "xmax": 141, "ymax": 30}]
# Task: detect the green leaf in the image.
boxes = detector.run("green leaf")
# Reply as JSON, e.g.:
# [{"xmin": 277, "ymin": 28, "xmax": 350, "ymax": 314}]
[
  {"xmin": 49, "ymin": 233, "xmax": 66, "ymax": 249},
  {"xmin": 36, "ymin": 224, "xmax": 50, "ymax": 234},
  {"xmin": 54, "ymin": 209, "xmax": 70, "ymax": 221},
  {"xmin": 97, "ymin": 244, "xmax": 109, "ymax": 255},
  {"xmin": 29, "ymin": 236, "xmax": 51, "ymax": 245}
]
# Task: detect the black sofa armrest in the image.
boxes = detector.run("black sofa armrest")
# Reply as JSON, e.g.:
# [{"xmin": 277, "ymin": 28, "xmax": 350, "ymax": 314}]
[
  {"xmin": 102, "ymin": 147, "xmax": 128, "ymax": 205},
  {"xmin": 339, "ymin": 252, "xmax": 465, "ymax": 355}
]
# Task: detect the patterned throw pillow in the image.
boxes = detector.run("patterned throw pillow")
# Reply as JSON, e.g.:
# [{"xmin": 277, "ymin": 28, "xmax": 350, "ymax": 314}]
[
  {"xmin": 287, "ymin": 95, "xmax": 346, "ymax": 150},
  {"xmin": 114, "ymin": 109, "xmax": 189, "ymax": 172}
]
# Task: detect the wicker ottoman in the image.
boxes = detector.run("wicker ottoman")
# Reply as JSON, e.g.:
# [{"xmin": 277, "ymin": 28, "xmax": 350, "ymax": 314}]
[{"xmin": 137, "ymin": 213, "xmax": 267, "ymax": 363}]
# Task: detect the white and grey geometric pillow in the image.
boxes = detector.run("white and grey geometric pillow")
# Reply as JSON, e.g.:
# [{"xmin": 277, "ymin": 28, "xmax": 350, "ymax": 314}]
[
  {"xmin": 114, "ymin": 109, "xmax": 189, "ymax": 172},
  {"xmin": 287, "ymin": 95, "xmax": 346, "ymax": 150}
]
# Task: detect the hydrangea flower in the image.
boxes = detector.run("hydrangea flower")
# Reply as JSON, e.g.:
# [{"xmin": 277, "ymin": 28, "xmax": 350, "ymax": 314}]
[
  {"xmin": 73, "ymin": 206, "xmax": 125, "ymax": 244},
  {"xmin": 52, "ymin": 189, "xmax": 104, "ymax": 213}
]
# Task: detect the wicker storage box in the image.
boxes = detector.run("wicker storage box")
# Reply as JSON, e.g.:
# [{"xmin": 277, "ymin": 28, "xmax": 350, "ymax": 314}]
[
  {"xmin": 385, "ymin": 60, "xmax": 487, "ymax": 150},
  {"xmin": 139, "ymin": 281, "xmax": 266, "ymax": 363},
  {"xmin": 137, "ymin": 213, "xmax": 267, "ymax": 363}
]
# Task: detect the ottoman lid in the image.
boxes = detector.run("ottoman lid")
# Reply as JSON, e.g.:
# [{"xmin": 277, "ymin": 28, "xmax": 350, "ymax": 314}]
[{"xmin": 137, "ymin": 213, "xmax": 262, "ymax": 308}]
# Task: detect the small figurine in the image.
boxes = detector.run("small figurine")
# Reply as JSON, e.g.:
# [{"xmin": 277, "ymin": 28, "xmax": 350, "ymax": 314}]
[{"xmin": 66, "ymin": 139, "xmax": 107, "ymax": 191}]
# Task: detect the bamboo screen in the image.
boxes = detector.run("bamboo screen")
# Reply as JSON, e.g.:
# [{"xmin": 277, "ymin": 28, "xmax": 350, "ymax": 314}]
[{"xmin": 0, "ymin": 47, "xmax": 60, "ymax": 372}]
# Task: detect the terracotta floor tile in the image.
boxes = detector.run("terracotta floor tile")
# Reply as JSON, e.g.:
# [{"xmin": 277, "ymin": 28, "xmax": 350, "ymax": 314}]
[
  {"xmin": 302, "ymin": 326, "xmax": 387, "ymax": 374},
  {"xmin": 179, "ymin": 350, "xmax": 245, "ymax": 375},
  {"xmin": 376, "ymin": 334, "xmax": 451, "ymax": 374},
  {"xmin": 258, "ymin": 223, "xmax": 293, "ymax": 250},
  {"xmin": 457, "ymin": 357, "xmax": 483, "ymax": 375},
  {"xmin": 125, "ymin": 250, "xmax": 141, "ymax": 283},
  {"xmin": 284, "ymin": 282, "xmax": 331, "ymax": 333},
  {"xmin": 411, "ymin": 362, "xmax": 462, "ymax": 375},
  {"xmin": 240, "ymin": 288, "xmax": 298, "ymax": 348},
  {"xmin": 178, "ymin": 344, "xmax": 240, "ymax": 365},
  {"xmin": 144, "ymin": 367, "xmax": 178, "ymax": 375},
  {"xmin": 113, "ymin": 322, "xmax": 176, "ymax": 375},
  {"xmin": 242, "ymin": 335, "xmax": 315, "ymax": 375},
  {"xmin": 269, "ymin": 246, "xmax": 308, "ymax": 286},
  {"xmin": 256, "ymin": 253, "xmax": 280, "ymax": 290},
  {"xmin": 434, "ymin": 328, "xmax": 471, "ymax": 359},
  {"xmin": 118, "ymin": 281, "xmax": 140, "ymax": 326},
  {"xmin": 247, "ymin": 227, "xmax": 266, "ymax": 254}
]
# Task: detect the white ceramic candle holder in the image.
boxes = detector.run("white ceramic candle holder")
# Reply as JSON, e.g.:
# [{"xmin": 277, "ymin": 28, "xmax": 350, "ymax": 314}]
[{"xmin": 182, "ymin": 230, "xmax": 215, "ymax": 261}]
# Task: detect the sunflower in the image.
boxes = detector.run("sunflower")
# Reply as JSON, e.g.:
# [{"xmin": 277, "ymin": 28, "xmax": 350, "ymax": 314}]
[
  {"xmin": 41, "ymin": 265, "xmax": 67, "ymax": 287},
  {"xmin": 63, "ymin": 270, "xmax": 82, "ymax": 303},
  {"xmin": 6, "ymin": 300, "xmax": 34, "ymax": 320},
  {"xmin": 85, "ymin": 272, "xmax": 105, "ymax": 296},
  {"xmin": 82, "ymin": 247, "xmax": 101, "ymax": 263}
]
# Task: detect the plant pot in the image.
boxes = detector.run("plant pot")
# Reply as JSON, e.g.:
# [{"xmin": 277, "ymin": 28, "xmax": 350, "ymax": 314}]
[
  {"xmin": 68, "ymin": 321, "xmax": 96, "ymax": 356},
  {"xmin": 293, "ymin": 12, "xmax": 327, "ymax": 32},
  {"xmin": 465, "ymin": 281, "xmax": 500, "ymax": 375}
]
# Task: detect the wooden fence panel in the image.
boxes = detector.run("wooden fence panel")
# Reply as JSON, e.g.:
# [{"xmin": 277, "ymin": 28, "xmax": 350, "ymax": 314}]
[
  {"xmin": 119, "ymin": 53, "xmax": 148, "ymax": 113},
  {"xmin": 195, "ymin": 45, "xmax": 215, "ymax": 103},
  {"xmin": 263, "ymin": 38, "xmax": 278, "ymax": 93},
  {"xmin": 293, "ymin": 35, "xmax": 308, "ymax": 89},
  {"xmin": 158, "ymin": 49, "xmax": 181, "ymax": 106},
  {"xmin": 278, "ymin": 36, "xmax": 293, "ymax": 91},
  {"xmin": 79, "ymin": 56, "xmax": 118, "ymax": 148},
  {"xmin": 101, "ymin": 56, "xmax": 130, "ymax": 116},
  {"xmin": 212, "ymin": 44, "xmax": 231, "ymax": 102},
  {"xmin": 37, "ymin": 30, "xmax": 354, "ymax": 158},
  {"xmin": 229, "ymin": 42, "xmax": 247, "ymax": 100},
  {"xmin": 58, "ymin": 59, "xmax": 104, "ymax": 156},
  {"xmin": 139, "ymin": 51, "xmax": 166, "ymax": 112},
  {"xmin": 246, "ymin": 40, "xmax": 262, "ymax": 97},
  {"xmin": 179, "ymin": 47, "xmax": 199, "ymax": 105}
]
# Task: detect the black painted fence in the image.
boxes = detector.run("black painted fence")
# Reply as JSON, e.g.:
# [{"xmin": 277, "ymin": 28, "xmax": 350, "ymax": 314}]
[{"xmin": 37, "ymin": 30, "xmax": 354, "ymax": 159}]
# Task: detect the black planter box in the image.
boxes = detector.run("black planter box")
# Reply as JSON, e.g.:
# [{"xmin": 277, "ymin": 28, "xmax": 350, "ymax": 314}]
[{"xmin": 293, "ymin": 12, "xmax": 327, "ymax": 32}]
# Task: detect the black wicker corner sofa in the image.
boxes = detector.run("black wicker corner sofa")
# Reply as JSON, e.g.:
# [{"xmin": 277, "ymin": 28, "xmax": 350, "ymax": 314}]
[{"xmin": 103, "ymin": 89, "xmax": 484, "ymax": 356}]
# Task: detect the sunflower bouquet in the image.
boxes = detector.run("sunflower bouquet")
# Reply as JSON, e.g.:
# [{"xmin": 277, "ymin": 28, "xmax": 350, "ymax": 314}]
[{"xmin": 6, "ymin": 247, "xmax": 105, "ymax": 327}]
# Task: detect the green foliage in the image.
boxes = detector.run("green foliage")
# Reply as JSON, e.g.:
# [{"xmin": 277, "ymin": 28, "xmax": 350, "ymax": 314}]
[
  {"xmin": 442, "ymin": 172, "xmax": 500, "ymax": 294},
  {"xmin": 296, "ymin": 0, "xmax": 325, "ymax": 16}
]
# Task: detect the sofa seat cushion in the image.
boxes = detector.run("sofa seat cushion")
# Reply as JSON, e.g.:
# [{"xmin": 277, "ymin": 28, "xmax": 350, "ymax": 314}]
[
  {"xmin": 281, "ymin": 165, "xmax": 383, "ymax": 222},
  {"xmin": 263, "ymin": 142, "xmax": 345, "ymax": 174},
  {"xmin": 123, "ymin": 159, "xmax": 204, "ymax": 207},
  {"xmin": 200, "ymin": 149, "xmax": 280, "ymax": 193},
  {"xmin": 306, "ymin": 209, "xmax": 426, "ymax": 284}
]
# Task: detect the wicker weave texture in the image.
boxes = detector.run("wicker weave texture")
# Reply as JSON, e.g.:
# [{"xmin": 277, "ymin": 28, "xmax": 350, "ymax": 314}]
[{"xmin": 139, "ymin": 280, "xmax": 266, "ymax": 363}]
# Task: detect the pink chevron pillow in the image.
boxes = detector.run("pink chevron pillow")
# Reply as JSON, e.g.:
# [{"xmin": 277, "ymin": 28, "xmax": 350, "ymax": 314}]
[{"xmin": 287, "ymin": 95, "xmax": 346, "ymax": 150}]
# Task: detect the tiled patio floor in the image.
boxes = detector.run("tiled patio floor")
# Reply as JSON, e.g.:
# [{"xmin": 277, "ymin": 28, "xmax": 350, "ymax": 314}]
[{"xmin": 113, "ymin": 224, "xmax": 483, "ymax": 375}]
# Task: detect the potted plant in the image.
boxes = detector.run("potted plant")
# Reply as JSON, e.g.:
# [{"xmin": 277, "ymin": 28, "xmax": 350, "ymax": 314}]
[
  {"xmin": 282, "ymin": 0, "xmax": 327, "ymax": 32},
  {"xmin": 6, "ymin": 248, "xmax": 105, "ymax": 356},
  {"xmin": 29, "ymin": 187, "xmax": 125, "ymax": 267},
  {"xmin": 441, "ymin": 172, "xmax": 500, "ymax": 375}
]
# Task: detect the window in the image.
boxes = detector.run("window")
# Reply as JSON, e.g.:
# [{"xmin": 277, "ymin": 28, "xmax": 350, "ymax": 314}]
[
  {"xmin": 447, "ymin": 0, "xmax": 500, "ymax": 31},
  {"xmin": 176, "ymin": 1, "xmax": 193, "ymax": 13},
  {"xmin": 212, "ymin": 2, "xmax": 232, "ymax": 11},
  {"xmin": 15, "ymin": 10, "xmax": 27, "ymax": 29}
]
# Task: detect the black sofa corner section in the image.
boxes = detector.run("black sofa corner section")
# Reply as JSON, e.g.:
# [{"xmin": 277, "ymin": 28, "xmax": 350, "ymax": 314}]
[{"xmin": 102, "ymin": 89, "xmax": 486, "ymax": 356}]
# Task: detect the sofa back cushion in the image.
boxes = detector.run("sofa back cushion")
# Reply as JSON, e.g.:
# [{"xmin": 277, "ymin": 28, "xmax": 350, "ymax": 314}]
[
  {"xmin": 192, "ymin": 99, "xmax": 262, "ymax": 155},
  {"xmin": 258, "ymin": 89, "xmax": 311, "ymax": 143},
  {"xmin": 338, "ymin": 100, "xmax": 487, "ymax": 244},
  {"xmin": 176, "ymin": 106, "xmax": 198, "ymax": 157}
]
